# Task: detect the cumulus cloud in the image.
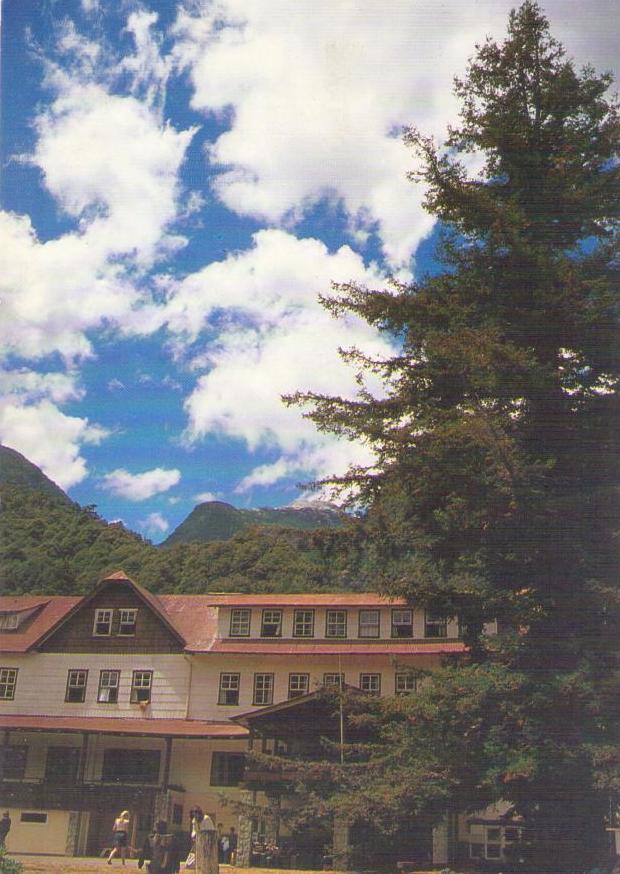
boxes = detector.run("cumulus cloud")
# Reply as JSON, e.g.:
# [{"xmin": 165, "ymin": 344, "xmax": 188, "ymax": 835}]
[
  {"xmin": 0, "ymin": 400, "xmax": 108, "ymax": 489},
  {"xmin": 138, "ymin": 512, "xmax": 170, "ymax": 535},
  {"xmin": 171, "ymin": 0, "xmax": 618, "ymax": 268},
  {"xmin": 0, "ymin": 13, "xmax": 194, "ymax": 365},
  {"xmin": 101, "ymin": 467, "xmax": 182, "ymax": 501},
  {"xmin": 159, "ymin": 229, "xmax": 393, "ymax": 491}
]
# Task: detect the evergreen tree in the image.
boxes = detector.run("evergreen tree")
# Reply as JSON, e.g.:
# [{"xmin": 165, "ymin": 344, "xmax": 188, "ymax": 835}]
[{"xmin": 288, "ymin": 3, "xmax": 620, "ymax": 870}]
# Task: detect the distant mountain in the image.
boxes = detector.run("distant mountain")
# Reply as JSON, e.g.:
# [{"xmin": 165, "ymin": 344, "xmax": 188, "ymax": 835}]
[
  {"xmin": 0, "ymin": 444, "xmax": 72, "ymax": 505},
  {"xmin": 162, "ymin": 500, "xmax": 344, "ymax": 545}
]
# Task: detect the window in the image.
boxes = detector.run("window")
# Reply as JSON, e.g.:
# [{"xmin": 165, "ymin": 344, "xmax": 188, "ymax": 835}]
[
  {"xmin": 0, "ymin": 745, "xmax": 27, "ymax": 779},
  {"xmin": 253, "ymin": 673, "xmax": 274, "ymax": 705},
  {"xmin": 288, "ymin": 673, "xmax": 309, "ymax": 698},
  {"xmin": 326, "ymin": 610, "xmax": 347, "ymax": 638},
  {"xmin": 172, "ymin": 804, "xmax": 183, "ymax": 826},
  {"xmin": 395, "ymin": 672, "xmax": 417, "ymax": 694},
  {"xmin": 260, "ymin": 610, "xmax": 282, "ymax": 638},
  {"xmin": 359, "ymin": 673, "xmax": 381, "ymax": 695},
  {"xmin": 98, "ymin": 670, "xmax": 120, "ymax": 703},
  {"xmin": 293, "ymin": 610, "xmax": 314, "ymax": 638},
  {"xmin": 358, "ymin": 610, "xmax": 380, "ymax": 638},
  {"xmin": 391, "ymin": 609, "xmax": 413, "ymax": 638},
  {"xmin": 45, "ymin": 746, "xmax": 80, "ymax": 785},
  {"xmin": 0, "ymin": 614, "xmax": 19, "ymax": 630},
  {"xmin": 65, "ymin": 669, "xmax": 88, "ymax": 703},
  {"xmin": 102, "ymin": 748, "xmax": 161, "ymax": 784},
  {"xmin": 0, "ymin": 668, "xmax": 18, "ymax": 700},
  {"xmin": 118, "ymin": 609, "xmax": 138, "ymax": 636},
  {"xmin": 130, "ymin": 670, "xmax": 153, "ymax": 703},
  {"xmin": 425, "ymin": 611, "xmax": 447, "ymax": 638},
  {"xmin": 323, "ymin": 672, "xmax": 345, "ymax": 689},
  {"xmin": 21, "ymin": 813, "xmax": 47, "ymax": 824},
  {"xmin": 230, "ymin": 608, "xmax": 251, "ymax": 637},
  {"xmin": 210, "ymin": 752, "xmax": 245, "ymax": 786},
  {"xmin": 218, "ymin": 673, "xmax": 240, "ymax": 706},
  {"xmin": 93, "ymin": 608, "xmax": 113, "ymax": 636}
]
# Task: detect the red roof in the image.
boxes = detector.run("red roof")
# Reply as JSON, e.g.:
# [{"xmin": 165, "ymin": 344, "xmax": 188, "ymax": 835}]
[
  {"xmin": 157, "ymin": 596, "xmax": 219, "ymax": 651},
  {"xmin": 0, "ymin": 596, "xmax": 80, "ymax": 652},
  {"xmin": 203, "ymin": 593, "xmax": 405, "ymax": 607},
  {"xmin": 207, "ymin": 640, "xmax": 465, "ymax": 655},
  {"xmin": 0, "ymin": 714, "xmax": 248, "ymax": 738}
]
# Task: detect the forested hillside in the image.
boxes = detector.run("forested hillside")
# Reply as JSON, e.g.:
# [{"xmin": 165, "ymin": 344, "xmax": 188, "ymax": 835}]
[{"xmin": 0, "ymin": 483, "xmax": 363, "ymax": 595}]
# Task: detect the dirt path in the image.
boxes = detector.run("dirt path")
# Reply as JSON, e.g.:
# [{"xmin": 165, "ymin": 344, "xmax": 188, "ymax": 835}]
[{"xmin": 14, "ymin": 860, "xmax": 343, "ymax": 874}]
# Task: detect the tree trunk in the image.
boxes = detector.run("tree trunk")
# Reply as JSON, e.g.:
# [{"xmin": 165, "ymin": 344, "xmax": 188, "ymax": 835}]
[{"xmin": 196, "ymin": 820, "xmax": 219, "ymax": 874}]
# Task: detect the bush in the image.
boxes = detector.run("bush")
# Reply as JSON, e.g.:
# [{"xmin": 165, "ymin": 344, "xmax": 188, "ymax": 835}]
[{"xmin": 0, "ymin": 847, "xmax": 23, "ymax": 874}]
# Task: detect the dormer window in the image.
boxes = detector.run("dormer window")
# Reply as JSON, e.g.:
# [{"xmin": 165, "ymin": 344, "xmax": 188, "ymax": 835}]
[
  {"xmin": 293, "ymin": 610, "xmax": 314, "ymax": 638},
  {"xmin": 391, "ymin": 609, "xmax": 413, "ymax": 638},
  {"xmin": 260, "ymin": 610, "xmax": 282, "ymax": 638},
  {"xmin": 230, "ymin": 609, "xmax": 251, "ymax": 637},
  {"xmin": 326, "ymin": 610, "xmax": 347, "ymax": 638},
  {"xmin": 93, "ymin": 609, "xmax": 113, "ymax": 636},
  {"xmin": 0, "ymin": 614, "xmax": 19, "ymax": 631},
  {"xmin": 118, "ymin": 609, "xmax": 138, "ymax": 636}
]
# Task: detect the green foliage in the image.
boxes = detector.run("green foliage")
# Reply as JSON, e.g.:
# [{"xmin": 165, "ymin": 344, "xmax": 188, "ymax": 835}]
[
  {"xmin": 0, "ymin": 848, "xmax": 23, "ymax": 874},
  {"xmin": 163, "ymin": 500, "xmax": 343, "ymax": 545},
  {"xmin": 0, "ymin": 483, "xmax": 361, "ymax": 595},
  {"xmin": 286, "ymin": 3, "xmax": 620, "ymax": 870},
  {"xmin": 0, "ymin": 444, "xmax": 71, "ymax": 504}
]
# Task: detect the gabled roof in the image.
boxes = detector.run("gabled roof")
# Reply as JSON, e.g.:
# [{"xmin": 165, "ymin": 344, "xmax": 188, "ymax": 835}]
[{"xmin": 34, "ymin": 570, "xmax": 186, "ymax": 649}]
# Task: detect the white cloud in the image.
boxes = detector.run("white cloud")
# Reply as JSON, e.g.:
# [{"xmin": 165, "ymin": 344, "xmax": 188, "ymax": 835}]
[
  {"xmin": 0, "ymin": 15, "xmax": 194, "ymax": 365},
  {"xmin": 101, "ymin": 467, "xmax": 182, "ymax": 501},
  {"xmin": 0, "ymin": 369, "xmax": 83, "ymax": 405},
  {"xmin": 194, "ymin": 491, "xmax": 220, "ymax": 503},
  {"xmin": 138, "ymin": 512, "xmax": 170, "ymax": 535},
  {"xmin": 0, "ymin": 399, "xmax": 108, "ymax": 489},
  {"xmin": 161, "ymin": 229, "xmax": 392, "ymax": 491},
  {"xmin": 172, "ymin": 0, "xmax": 618, "ymax": 268}
]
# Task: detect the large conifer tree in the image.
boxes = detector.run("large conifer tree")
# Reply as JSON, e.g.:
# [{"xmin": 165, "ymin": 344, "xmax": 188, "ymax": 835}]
[{"xmin": 288, "ymin": 3, "xmax": 620, "ymax": 870}]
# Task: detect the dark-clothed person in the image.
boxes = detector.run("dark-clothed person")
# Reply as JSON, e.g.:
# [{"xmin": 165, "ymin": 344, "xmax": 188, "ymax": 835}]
[
  {"xmin": 138, "ymin": 820, "xmax": 181, "ymax": 874},
  {"xmin": 0, "ymin": 812, "xmax": 11, "ymax": 847}
]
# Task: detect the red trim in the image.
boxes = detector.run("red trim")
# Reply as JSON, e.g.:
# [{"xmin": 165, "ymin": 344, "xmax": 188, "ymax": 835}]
[{"xmin": 0, "ymin": 714, "xmax": 248, "ymax": 738}]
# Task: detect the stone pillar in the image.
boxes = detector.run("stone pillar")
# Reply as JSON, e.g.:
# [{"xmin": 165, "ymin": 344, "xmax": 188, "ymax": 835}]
[
  {"xmin": 154, "ymin": 789, "xmax": 171, "ymax": 824},
  {"xmin": 432, "ymin": 817, "xmax": 449, "ymax": 865},
  {"xmin": 196, "ymin": 816, "xmax": 219, "ymax": 874},
  {"xmin": 236, "ymin": 791, "xmax": 253, "ymax": 868},
  {"xmin": 332, "ymin": 816, "xmax": 351, "ymax": 870},
  {"xmin": 65, "ymin": 811, "xmax": 80, "ymax": 856}
]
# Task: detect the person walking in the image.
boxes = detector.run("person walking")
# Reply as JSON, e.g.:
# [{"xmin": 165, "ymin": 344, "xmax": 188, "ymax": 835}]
[
  {"xmin": 0, "ymin": 812, "xmax": 11, "ymax": 848},
  {"xmin": 107, "ymin": 810, "xmax": 131, "ymax": 865},
  {"xmin": 228, "ymin": 826, "xmax": 238, "ymax": 865}
]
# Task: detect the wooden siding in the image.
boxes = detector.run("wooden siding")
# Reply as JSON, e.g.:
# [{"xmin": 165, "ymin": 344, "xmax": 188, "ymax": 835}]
[
  {"xmin": 40, "ymin": 582, "xmax": 183, "ymax": 653},
  {"xmin": 0, "ymin": 654, "xmax": 189, "ymax": 718}
]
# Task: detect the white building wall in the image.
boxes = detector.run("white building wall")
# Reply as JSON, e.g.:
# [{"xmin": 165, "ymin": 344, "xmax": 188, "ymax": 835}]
[
  {"xmin": 188, "ymin": 652, "xmax": 445, "ymax": 720},
  {"xmin": 0, "ymin": 653, "xmax": 190, "ymax": 718}
]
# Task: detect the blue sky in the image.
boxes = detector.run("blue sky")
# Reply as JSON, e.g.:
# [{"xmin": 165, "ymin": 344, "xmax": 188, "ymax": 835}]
[{"xmin": 1, "ymin": 0, "xmax": 616, "ymax": 542}]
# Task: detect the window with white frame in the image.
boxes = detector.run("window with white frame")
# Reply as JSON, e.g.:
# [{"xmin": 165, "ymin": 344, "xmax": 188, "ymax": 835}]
[
  {"xmin": 425, "ymin": 611, "xmax": 448, "ymax": 638},
  {"xmin": 93, "ymin": 608, "xmax": 113, "ymax": 636},
  {"xmin": 325, "ymin": 610, "xmax": 347, "ymax": 638},
  {"xmin": 130, "ymin": 670, "xmax": 153, "ymax": 703},
  {"xmin": 358, "ymin": 609, "xmax": 380, "ymax": 638},
  {"xmin": 118, "ymin": 609, "xmax": 138, "ymax": 636},
  {"xmin": 230, "ymin": 608, "xmax": 251, "ymax": 637},
  {"xmin": 288, "ymin": 673, "xmax": 309, "ymax": 698},
  {"xmin": 391, "ymin": 609, "xmax": 413, "ymax": 638},
  {"xmin": 0, "ymin": 614, "xmax": 19, "ymax": 631},
  {"xmin": 293, "ymin": 610, "xmax": 314, "ymax": 638},
  {"xmin": 0, "ymin": 668, "xmax": 18, "ymax": 700},
  {"xmin": 98, "ymin": 670, "xmax": 120, "ymax": 703},
  {"xmin": 323, "ymin": 672, "xmax": 345, "ymax": 689},
  {"xmin": 65, "ymin": 669, "xmax": 88, "ymax": 703},
  {"xmin": 395, "ymin": 672, "xmax": 417, "ymax": 694},
  {"xmin": 468, "ymin": 824, "xmax": 510, "ymax": 860},
  {"xmin": 218, "ymin": 673, "xmax": 240, "ymax": 705},
  {"xmin": 260, "ymin": 610, "xmax": 282, "ymax": 638},
  {"xmin": 253, "ymin": 673, "xmax": 274, "ymax": 705},
  {"xmin": 359, "ymin": 673, "xmax": 381, "ymax": 695}
]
